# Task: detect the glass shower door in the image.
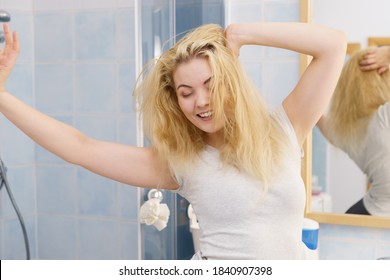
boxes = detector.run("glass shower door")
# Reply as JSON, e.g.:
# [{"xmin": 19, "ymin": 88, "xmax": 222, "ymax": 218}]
[{"xmin": 139, "ymin": 0, "xmax": 225, "ymax": 260}]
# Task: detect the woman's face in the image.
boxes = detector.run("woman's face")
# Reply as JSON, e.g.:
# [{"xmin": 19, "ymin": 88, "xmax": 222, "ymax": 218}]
[{"xmin": 173, "ymin": 57, "xmax": 224, "ymax": 143}]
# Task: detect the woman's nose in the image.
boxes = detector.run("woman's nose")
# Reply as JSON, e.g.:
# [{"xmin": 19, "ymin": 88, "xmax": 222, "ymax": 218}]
[{"xmin": 196, "ymin": 89, "xmax": 210, "ymax": 107}]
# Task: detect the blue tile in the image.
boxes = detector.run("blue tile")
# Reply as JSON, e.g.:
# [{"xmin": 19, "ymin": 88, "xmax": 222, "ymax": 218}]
[
  {"xmin": 35, "ymin": 64, "xmax": 74, "ymax": 113},
  {"xmin": 118, "ymin": 184, "xmax": 139, "ymax": 220},
  {"xmin": 117, "ymin": 0, "xmax": 136, "ymax": 8},
  {"xmin": 2, "ymin": 166, "xmax": 35, "ymax": 219},
  {"xmin": 118, "ymin": 115, "xmax": 137, "ymax": 146},
  {"xmin": 3, "ymin": 217, "xmax": 36, "ymax": 260},
  {"xmin": 36, "ymin": 166, "xmax": 76, "ymax": 215},
  {"xmin": 116, "ymin": 9, "xmax": 136, "ymax": 61},
  {"xmin": 75, "ymin": 63, "xmax": 117, "ymax": 113},
  {"xmin": 78, "ymin": 218, "xmax": 120, "ymax": 259},
  {"xmin": 320, "ymin": 223, "xmax": 378, "ymax": 240},
  {"xmin": 316, "ymin": 225, "xmax": 390, "ymax": 259},
  {"xmin": 37, "ymin": 215, "xmax": 77, "ymax": 259},
  {"xmin": 319, "ymin": 237, "xmax": 376, "ymax": 260},
  {"xmin": 240, "ymin": 45, "xmax": 265, "ymax": 65},
  {"xmin": 74, "ymin": 0, "xmax": 117, "ymax": 10},
  {"xmin": 241, "ymin": 62, "xmax": 263, "ymax": 94},
  {"xmin": 121, "ymin": 221, "xmax": 139, "ymax": 259},
  {"xmin": 201, "ymin": 1, "xmax": 225, "ymax": 25},
  {"xmin": 264, "ymin": 1, "xmax": 300, "ymax": 22},
  {"xmin": 7, "ymin": 12, "xmax": 34, "ymax": 62},
  {"xmin": 7, "ymin": 63, "xmax": 34, "ymax": 106},
  {"xmin": 377, "ymin": 244, "xmax": 390, "ymax": 260},
  {"xmin": 77, "ymin": 168, "xmax": 117, "ymax": 217},
  {"xmin": 0, "ymin": 122, "xmax": 35, "ymax": 165},
  {"xmin": 263, "ymin": 61, "xmax": 299, "ymax": 108},
  {"xmin": 119, "ymin": 63, "xmax": 136, "ymax": 114},
  {"xmin": 0, "ymin": 1, "xmax": 33, "ymax": 10},
  {"xmin": 378, "ymin": 228, "xmax": 390, "ymax": 242},
  {"xmin": 34, "ymin": 12, "xmax": 73, "ymax": 61},
  {"xmin": 75, "ymin": 115, "xmax": 117, "ymax": 142},
  {"xmin": 34, "ymin": 0, "xmax": 74, "ymax": 11},
  {"xmin": 75, "ymin": 11, "xmax": 116, "ymax": 60},
  {"xmin": 264, "ymin": 47, "xmax": 299, "ymax": 59},
  {"xmin": 229, "ymin": 0, "xmax": 263, "ymax": 23}
]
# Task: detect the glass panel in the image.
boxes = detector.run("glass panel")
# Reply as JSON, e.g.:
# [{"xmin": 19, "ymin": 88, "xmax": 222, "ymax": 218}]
[
  {"xmin": 140, "ymin": 0, "xmax": 176, "ymax": 260},
  {"xmin": 140, "ymin": 0, "xmax": 225, "ymax": 260}
]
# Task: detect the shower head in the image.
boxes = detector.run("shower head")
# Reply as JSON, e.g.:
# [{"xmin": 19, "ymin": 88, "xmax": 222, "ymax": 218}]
[
  {"xmin": 0, "ymin": 10, "xmax": 11, "ymax": 22},
  {"xmin": 0, "ymin": 10, "xmax": 10, "ymax": 43}
]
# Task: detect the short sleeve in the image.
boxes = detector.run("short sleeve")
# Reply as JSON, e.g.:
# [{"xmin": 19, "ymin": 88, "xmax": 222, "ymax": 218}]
[
  {"xmin": 271, "ymin": 106, "xmax": 303, "ymax": 158},
  {"xmin": 376, "ymin": 101, "xmax": 390, "ymax": 128}
]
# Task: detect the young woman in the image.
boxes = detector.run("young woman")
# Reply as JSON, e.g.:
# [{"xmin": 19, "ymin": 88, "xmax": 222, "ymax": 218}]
[
  {"xmin": 0, "ymin": 22, "xmax": 346, "ymax": 259},
  {"xmin": 317, "ymin": 47, "xmax": 390, "ymax": 217}
]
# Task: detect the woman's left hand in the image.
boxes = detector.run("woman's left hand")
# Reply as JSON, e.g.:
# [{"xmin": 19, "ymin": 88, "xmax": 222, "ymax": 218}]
[{"xmin": 359, "ymin": 46, "xmax": 390, "ymax": 75}]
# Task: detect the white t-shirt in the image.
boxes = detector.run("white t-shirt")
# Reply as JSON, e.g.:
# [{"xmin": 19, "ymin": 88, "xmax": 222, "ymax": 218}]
[
  {"xmin": 173, "ymin": 107, "xmax": 307, "ymax": 259},
  {"xmin": 344, "ymin": 102, "xmax": 390, "ymax": 216}
]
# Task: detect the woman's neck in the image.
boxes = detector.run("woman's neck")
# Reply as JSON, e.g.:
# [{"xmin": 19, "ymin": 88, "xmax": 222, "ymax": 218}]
[{"xmin": 205, "ymin": 131, "xmax": 223, "ymax": 148}]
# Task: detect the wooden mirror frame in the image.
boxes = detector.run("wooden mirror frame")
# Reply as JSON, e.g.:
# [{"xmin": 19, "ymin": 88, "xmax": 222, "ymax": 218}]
[
  {"xmin": 300, "ymin": 0, "xmax": 390, "ymax": 228},
  {"xmin": 368, "ymin": 37, "xmax": 390, "ymax": 47}
]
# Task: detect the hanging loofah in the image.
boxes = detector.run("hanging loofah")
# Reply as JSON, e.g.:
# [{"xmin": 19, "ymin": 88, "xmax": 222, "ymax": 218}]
[{"xmin": 139, "ymin": 198, "xmax": 170, "ymax": 231}]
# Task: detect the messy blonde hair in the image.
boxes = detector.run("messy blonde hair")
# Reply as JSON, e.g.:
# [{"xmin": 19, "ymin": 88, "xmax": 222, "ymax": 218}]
[
  {"xmin": 135, "ymin": 24, "xmax": 288, "ymax": 185},
  {"xmin": 328, "ymin": 48, "xmax": 390, "ymax": 150}
]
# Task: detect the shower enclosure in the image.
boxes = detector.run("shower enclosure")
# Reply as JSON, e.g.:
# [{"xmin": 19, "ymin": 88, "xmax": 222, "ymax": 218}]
[
  {"xmin": 0, "ymin": 0, "xmax": 224, "ymax": 260},
  {"xmin": 140, "ymin": 0, "xmax": 225, "ymax": 260}
]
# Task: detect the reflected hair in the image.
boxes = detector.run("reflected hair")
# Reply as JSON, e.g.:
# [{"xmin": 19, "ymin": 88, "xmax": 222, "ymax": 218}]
[
  {"xmin": 135, "ymin": 24, "xmax": 289, "ymax": 186},
  {"xmin": 327, "ymin": 48, "xmax": 390, "ymax": 150}
]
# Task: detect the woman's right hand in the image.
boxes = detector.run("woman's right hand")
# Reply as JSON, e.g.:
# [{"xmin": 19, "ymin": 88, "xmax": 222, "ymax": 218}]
[{"xmin": 0, "ymin": 23, "xmax": 19, "ymax": 92}]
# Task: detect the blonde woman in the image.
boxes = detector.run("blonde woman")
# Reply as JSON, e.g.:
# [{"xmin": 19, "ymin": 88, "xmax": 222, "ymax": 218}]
[
  {"xmin": 0, "ymin": 22, "xmax": 346, "ymax": 259},
  {"xmin": 317, "ymin": 48, "xmax": 390, "ymax": 216}
]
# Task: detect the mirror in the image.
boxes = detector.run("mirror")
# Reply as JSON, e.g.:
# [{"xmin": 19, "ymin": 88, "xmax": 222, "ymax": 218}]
[{"xmin": 302, "ymin": 0, "xmax": 390, "ymax": 228}]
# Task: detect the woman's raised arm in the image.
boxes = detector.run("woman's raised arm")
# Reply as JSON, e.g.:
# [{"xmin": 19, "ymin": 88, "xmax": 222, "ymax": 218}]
[
  {"xmin": 225, "ymin": 22, "xmax": 347, "ymax": 146},
  {"xmin": 0, "ymin": 24, "xmax": 178, "ymax": 190}
]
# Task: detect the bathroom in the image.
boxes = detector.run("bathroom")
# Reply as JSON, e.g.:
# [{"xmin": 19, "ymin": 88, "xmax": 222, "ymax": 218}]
[{"xmin": 0, "ymin": 0, "xmax": 390, "ymax": 260}]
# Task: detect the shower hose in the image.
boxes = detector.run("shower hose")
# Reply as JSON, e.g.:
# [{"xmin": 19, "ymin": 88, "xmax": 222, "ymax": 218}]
[{"xmin": 0, "ymin": 158, "xmax": 31, "ymax": 260}]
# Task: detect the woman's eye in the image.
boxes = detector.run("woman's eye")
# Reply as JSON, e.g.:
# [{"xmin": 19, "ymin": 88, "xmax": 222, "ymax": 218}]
[{"xmin": 182, "ymin": 92, "xmax": 192, "ymax": 98}]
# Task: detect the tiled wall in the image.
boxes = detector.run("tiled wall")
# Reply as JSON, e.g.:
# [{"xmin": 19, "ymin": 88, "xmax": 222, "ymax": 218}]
[
  {"xmin": 1, "ymin": 0, "xmax": 390, "ymax": 260},
  {"xmin": 319, "ymin": 224, "xmax": 390, "ymax": 259},
  {"xmin": 0, "ymin": 0, "xmax": 139, "ymax": 259},
  {"xmin": 227, "ymin": 0, "xmax": 301, "ymax": 109}
]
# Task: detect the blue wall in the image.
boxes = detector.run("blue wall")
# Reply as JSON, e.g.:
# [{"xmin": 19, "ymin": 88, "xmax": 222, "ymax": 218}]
[
  {"xmin": 1, "ymin": 0, "xmax": 390, "ymax": 260},
  {"xmin": 0, "ymin": 0, "xmax": 139, "ymax": 260}
]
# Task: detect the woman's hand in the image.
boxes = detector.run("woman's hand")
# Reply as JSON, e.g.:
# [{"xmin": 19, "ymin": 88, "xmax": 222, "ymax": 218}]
[
  {"xmin": 359, "ymin": 46, "xmax": 390, "ymax": 75},
  {"xmin": 0, "ymin": 23, "xmax": 19, "ymax": 92},
  {"xmin": 224, "ymin": 24, "xmax": 242, "ymax": 57}
]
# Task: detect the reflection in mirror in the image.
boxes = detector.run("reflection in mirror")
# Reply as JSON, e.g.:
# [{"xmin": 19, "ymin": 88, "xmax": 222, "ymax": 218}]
[{"xmin": 305, "ymin": 0, "xmax": 390, "ymax": 228}]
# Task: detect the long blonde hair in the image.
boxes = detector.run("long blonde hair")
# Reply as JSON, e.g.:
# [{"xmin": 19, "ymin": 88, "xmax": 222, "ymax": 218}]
[
  {"xmin": 135, "ymin": 24, "xmax": 289, "ymax": 184},
  {"xmin": 328, "ymin": 48, "xmax": 390, "ymax": 150}
]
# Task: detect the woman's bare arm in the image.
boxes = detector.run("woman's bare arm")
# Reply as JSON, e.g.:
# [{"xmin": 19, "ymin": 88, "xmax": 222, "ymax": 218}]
[{"xmin": 0, "ymin": 24, "xmax": 178, "ymax": 190}]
